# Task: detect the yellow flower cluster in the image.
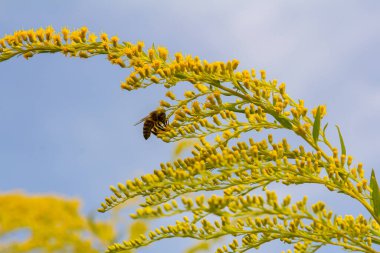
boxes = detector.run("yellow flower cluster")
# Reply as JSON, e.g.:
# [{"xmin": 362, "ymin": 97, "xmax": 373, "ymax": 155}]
[
  {"xmin": 0, "ymin": 26, "xmax": 128, "ymax": 68},
  {"xmin": 0, "ymin": 27, "xmax": 320, "ymax": 148},
  {"xmin": 0, "ymin": 192, "xmax": 116, "ymax": 253},
  {"xmin": 2, "ymin": 27, "xmax": 379, "ymax": 253},
  {"xmin": 105, "ymin": 191, "xmax": 378, "ymax": 253},
  {"xmin": 99, "ymin": 134, "xmax": 370, "ymax": 216}
]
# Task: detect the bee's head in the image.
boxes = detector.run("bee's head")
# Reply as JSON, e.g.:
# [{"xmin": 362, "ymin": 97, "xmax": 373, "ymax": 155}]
[{"xmin": 157, "ymin": 110, "xmax": 166, "ymax": 122}]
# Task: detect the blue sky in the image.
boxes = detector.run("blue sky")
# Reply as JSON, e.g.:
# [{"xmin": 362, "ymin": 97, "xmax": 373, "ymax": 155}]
[{"xmin": 1, "ymin": 1, "xmax": 380, "ymax": 252}]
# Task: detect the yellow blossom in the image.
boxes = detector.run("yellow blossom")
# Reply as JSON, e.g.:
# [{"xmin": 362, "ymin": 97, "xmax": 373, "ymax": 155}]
[{"xmin": 0, "ymin": 27, "xmax": 377, "ymax": 253}]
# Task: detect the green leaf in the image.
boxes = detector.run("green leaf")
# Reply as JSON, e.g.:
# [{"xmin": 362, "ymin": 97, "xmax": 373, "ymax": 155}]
[
  {"xmin": 372, "ymin": 237, "xmax": 380, "ymax": 245},
  {"xmin": 312, "ymin": 106, "xmax": 321, "ymax": 144},
  {"xmin": 274, "ymin": 115, "xmax": 293, "ymax": 129},
  {"xmin": 370, "ymin": 169, "xmax": 380, "ymax": 218},
  {"xmin": 174, "ymin": 73, "xmax": 188, "ymax": 79},
  {"xmin": 232, "ymin": 80, "xmax": 248, "ymax": 94},
  {"xmin": 335, "ymin": 125, "xmax": 346, "ymax": 155},
  {"xmin": 323, "ymin": 123, "xmax": 328, "ymax": 135}
]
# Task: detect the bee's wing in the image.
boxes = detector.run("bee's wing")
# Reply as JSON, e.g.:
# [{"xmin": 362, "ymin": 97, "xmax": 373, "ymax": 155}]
[{"xmin": 134, "ymin": 115, "xmax": 149, "ymax": 126}]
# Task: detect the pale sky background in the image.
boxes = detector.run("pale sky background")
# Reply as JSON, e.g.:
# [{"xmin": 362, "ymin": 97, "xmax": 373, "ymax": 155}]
[{"xmin": 1, "ymin": 1, "xmax": 380, "ymax": 252}]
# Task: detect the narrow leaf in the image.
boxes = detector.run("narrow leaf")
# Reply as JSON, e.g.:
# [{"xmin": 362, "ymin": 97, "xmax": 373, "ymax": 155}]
[
  {"xmin": 323, "ymin": 123, "xmax": 328, "ymax": 135},
  {"xmin": 312, "ymin": 106, "xmax": 321, "ymax": 144},
  {"xmin": 233, "ymin": 80, "xmax": 248, "ymax": 94},
  {"xmin": 274, "ymin": 115, "xmax": 293, "ymax": 129},
  {"xmin": 370, "ymin": 169, "xmax": 380, "ymax": 217},
  {"xmin": 335, "ymin": 125, "xmax": 346, "ymax": 155},
  {"xmin": 174, "ymin": 73, "xmax": 187, "ymax": 79},
  {"xmin": 372, "ymin": 237, "xmax": 380, "ymax": 245}
]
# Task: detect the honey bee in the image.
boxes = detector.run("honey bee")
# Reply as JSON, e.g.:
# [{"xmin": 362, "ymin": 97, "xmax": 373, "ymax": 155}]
[{"xmin": 134, "ymin": 109, "xmax": 168, "ymax": 139}]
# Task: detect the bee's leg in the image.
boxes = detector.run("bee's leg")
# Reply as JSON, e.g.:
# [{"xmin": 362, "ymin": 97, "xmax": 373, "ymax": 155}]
[
  {"xmin": 155, "ymin": 122, "xmax": 166, "ymax": 131},
  {"xmin": 151, "ymin": 129, "xmax": 158, "ymax": 136},
  {"xmin": 162, "ymin": 120, "xmax": 169, "ymax": 128}
]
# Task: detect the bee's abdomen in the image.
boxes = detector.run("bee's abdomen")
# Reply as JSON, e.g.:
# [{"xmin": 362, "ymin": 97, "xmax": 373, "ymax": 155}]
[{"xmin": 143, "ymin": 120, "xmax": 154, "ymax": 139}]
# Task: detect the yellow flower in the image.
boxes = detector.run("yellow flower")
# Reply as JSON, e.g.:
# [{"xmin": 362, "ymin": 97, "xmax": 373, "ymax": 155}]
[
  {"xmin": 111, "ymin": 36, "xmax": 119, "ymax": 47},
  {"xmin": 100, "ymin": 32, "xmax": 109, "ymax": 42},
  {"xmin": 157, "ymin": 47, "xmax": 168, "ymax": 61},
  {"xmin": 61, "ymin": 27, "xmax": 70, "ymax": 41}
]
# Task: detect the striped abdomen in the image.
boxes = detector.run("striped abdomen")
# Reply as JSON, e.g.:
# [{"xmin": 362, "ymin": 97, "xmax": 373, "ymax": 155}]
[{"xmin": 143, "ymin": 119, "xmax": 155, "ymax": 140}]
